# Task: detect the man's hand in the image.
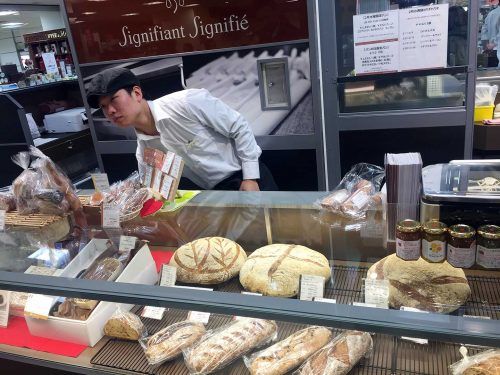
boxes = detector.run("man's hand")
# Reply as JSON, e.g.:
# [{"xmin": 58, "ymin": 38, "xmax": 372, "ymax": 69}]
[{"xmin": 240, "ymin": 179, "xmax": 260, "ymax": 191}]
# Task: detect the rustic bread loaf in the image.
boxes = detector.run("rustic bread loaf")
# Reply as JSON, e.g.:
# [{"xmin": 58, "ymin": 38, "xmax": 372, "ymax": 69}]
[
  {"xmin": 104, "ymin": 310, "xmax": 145, "ymax": 341},
  {"xmin": 185, "ymin": 318, "xmax": 277, "ymax": 374},
  {"xmin": 240, "ymin": 244, "xmax": 331, "ymax": 297},
  {"xmin": 248, "ymin": 326, "xmax": 333, "ymax": 375},
  {"xmin": 462, "ymin": 353, "xmax": 500, "ymax": 375},
  {"xmin": 367, "ymin": 254, "xmax": 470, "ymax": 313},
  {"xmin": 170, "ymin": 237, "xmax": 247, "ymax": 284},
  {"xmin": 297, "ymin": 331, "xmax": 372, "ymax": 375},
  {"xmin": 144, "ymin": 321, "xmax": 206, "ymax": 365}
]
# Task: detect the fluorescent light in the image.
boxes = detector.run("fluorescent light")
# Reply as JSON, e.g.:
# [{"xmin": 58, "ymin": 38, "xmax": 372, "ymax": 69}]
[
  {"xmin": 1, "ymin": 22, "xmax": 25, "ymax": 28},
  {"xmin": 122, "ymin": 13, "xmax": 139, "ymax": 16},
  {"xmin": 82, "ymin": 11, "xmax": 96, "ymax": 15},
  {"xmin": 0, "ymin": 11, "xmax": 19, "ymax": 16}
]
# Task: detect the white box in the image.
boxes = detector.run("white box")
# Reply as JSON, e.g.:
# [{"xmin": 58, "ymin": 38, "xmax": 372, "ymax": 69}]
[
  {"xmin": 43, "ymin": 107, "xmax": 88, "ymax": 133},
  {"xmin": 25, "ymin": 239, "xmax": 158, "ymax": 346}
]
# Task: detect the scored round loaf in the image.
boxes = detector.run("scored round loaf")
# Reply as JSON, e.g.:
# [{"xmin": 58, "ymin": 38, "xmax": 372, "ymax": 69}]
[
  {"xmin": 170, "ymin": 237, "xmax": 247, "ymax": 284},
  {"xmin": 367, "ymin": 254, "xmax": 471, "ymax": 313},
  {"xmin": 239, "ymin": 244, "xmax": 331, "ymax": 297}
]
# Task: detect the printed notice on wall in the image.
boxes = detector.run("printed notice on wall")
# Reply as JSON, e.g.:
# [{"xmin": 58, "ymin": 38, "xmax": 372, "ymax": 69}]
[
  {"xmin": 399, "ymin": 4, "xmax": 448, "ymax": 71},
  {"xmin": 42, "ymin": 52, "xmax": 59, "ymax": 75},
  {"xmin": 353, "ymin": 10, "xmax": 399, "ymax": 75}
]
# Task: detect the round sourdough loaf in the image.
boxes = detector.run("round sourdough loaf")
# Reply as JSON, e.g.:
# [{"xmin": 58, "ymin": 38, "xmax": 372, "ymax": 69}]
[
  {"xmin": 367, "ymin": 254, "xmax": 471, "ymax": 313},
  {"xmin": 170, "ymin": 237, "xmax": 247, "ymax": 284},
  {"xmin": 239, "ymin": 244, "xmax": 331, "ymax": 297}
]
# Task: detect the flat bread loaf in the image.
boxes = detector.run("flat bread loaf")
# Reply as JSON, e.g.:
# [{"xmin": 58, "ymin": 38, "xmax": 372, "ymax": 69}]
[
  {"xmin": 240, "ymin": 244, "xmax": 331, "ymax": 297},
  {"xmin": 170, "ymin": 237, "xmax": 247, "ymax": 284},
  {"xmin": 367, "ymin": 254, "xmax": 471, "ymax": 313}
]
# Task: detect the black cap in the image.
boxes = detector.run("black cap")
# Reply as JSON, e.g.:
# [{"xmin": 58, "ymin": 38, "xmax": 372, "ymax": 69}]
[{"xmin": 85, "ymin": 67, "xmax": 140, "ymax": 108}]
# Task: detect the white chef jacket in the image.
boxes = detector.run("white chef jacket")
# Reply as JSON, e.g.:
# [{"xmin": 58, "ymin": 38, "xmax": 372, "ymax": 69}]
[
  {"xmin": 135, "ymin": 89, "xmax": 262, "ymax": 190},
  {"xmin": 482, "ymin": 6, "xmax": 500, "ymax": 45}
]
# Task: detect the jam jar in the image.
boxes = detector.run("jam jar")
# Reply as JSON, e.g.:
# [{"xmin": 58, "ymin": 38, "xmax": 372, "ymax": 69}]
[
  {"xmin": 396, "ymin": 219, "xmax": 421, "ymax": 261},
  {"xmin": 476, "ymin": 225, "xmax": 500, "ymax": 269},
  {"xmin": 422, "ymin": 220, "xmax": 447, "ymax": 263},
  {"xmin": 447, "ymin": 224, "xmax": 476, "ymax": 268}
]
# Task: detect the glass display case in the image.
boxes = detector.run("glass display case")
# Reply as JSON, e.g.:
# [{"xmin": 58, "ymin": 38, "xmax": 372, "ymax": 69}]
[{"xmin": 0, "ymin": 191, "xmax": 498, "ymax": 374}]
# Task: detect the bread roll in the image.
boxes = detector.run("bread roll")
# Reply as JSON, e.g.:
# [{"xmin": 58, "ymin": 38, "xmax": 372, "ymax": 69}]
[
  {"xmin": 297, "ymin": 331, "xmax": 372, "ymax": 375},
  {"xmin": 144, "ymin": 321, "xmax": 206, "ymax": 365},
  {"xmin": 185, "ymin": 318, "xmax": 277, "ymax": 374},
  {"xmin": 367, "ymin": 254, "xmax": 470, "ymax": 313},
  {"xmin": 170, "ymin": 237, "xmax": 247, "ymax": 284},
  {"xmin": 104, "ymin": 310, "xmax": 145, "ymax": 341},
  {"xmin": 240, "ymin": 244, "xmax": 331, "ymax": 297},
  {"xmin": 248, "ymin": 326, "xmax": 333, "ymax": 375}
]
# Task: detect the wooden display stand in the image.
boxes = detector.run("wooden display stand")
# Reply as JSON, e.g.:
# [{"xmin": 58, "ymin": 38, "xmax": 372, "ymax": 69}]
[{"xmin": 23, "ymin": 28, "xmax": 73, "ymax": 72}]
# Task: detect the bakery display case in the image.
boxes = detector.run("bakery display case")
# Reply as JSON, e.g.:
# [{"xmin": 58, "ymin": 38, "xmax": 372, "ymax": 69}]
[{"xmin": 0, "ymin": 190, "xmax": 498, "ymax": 374}]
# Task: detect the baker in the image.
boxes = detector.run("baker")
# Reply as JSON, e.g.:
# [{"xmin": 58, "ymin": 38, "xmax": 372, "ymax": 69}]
[{"xmin": 85, "ymin": 67, "xmax": 277, "ymax": 191}]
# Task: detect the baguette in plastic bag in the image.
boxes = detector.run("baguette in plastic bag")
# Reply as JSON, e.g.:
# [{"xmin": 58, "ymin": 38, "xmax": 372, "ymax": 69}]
[{"xmin": 450, "ymin": 347, "xmax": 500, "ymax": 375}]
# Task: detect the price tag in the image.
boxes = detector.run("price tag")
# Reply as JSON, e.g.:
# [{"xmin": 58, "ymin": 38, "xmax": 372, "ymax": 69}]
[
  {"xmin": 119, "ymin": 236, "xmax": 137, "ymax": 252},
  {"xmin": 313, "ymin": 297, "xmax": 336, "ymax": 304},
  {"xmin": 400, "ymin": 306, "xmax": 429, "ymax": 344},
  {"xmin": 463, "ymin": 315, "xmax": 491, "ymax": 320},
  {"xmin": 241, "ymin": 292, "xmax": 262, "ymax": 296},
  {"xmin": 0, "ymin": 291, "xmax": 10, "ymax": 327},
  {"xmin": 160, "ymin": 176, "xmax": 175, "ymax": 200},
  {"xmin": 173, "ymin": 285, "xmax": 213, "ymax": 291},
  {"xmin": 0, "ymin": 210, "xmax": 5, "ymax": 231},
  {"xmin": 102, "ymin": 203, "xmax": 120, "ymax": 228},
  {"xmin": 353, "ymin": 302, "xmax": 377, "ymax": 308},
  {"xmin": 169, "ymin": 156, "xmax": 183, "ymax": 179},
  {"xmin": 160, "ymin": 265, "xmax": 177, "ymax": 286},
  {"xmin": 161, "ymin": 152, "xmax": 175, "ymax": 174},
  {"xmin": 299, "ymin": 275, "xmax": 325, "ymax": 301},
  {"xmin": 188, "ymin": 311, "xmax": 210, "ymax": 324},
  {"xmin": 24, "ymin": 294, "xmax": 56, "ymax": 320},
  {"xmin": 141, "ymin": 306, "xmax": 165, "ymax": 320},
  {"xmin": 91, "ymin": 173, "xmax": 110, "ymax": 192},
  {"xmin": 364, "ymin": 278, "xmax": 389, "ymax": 309}
]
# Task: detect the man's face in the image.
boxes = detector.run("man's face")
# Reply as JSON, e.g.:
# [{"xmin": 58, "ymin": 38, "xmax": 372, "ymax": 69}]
[{"xmin": 99, "ymin": 87, "xmax": 142, "ymax": 127}]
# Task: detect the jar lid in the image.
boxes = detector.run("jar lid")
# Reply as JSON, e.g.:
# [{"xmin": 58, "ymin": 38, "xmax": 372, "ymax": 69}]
[
  {"xmin": 423, "ymin": 220, "xmax": 447, "ymax": 235},
  {"xmin": 397, "ymin": 219, "xmax": 421, "ymax": 233},
  {"xmin": 478, "ymin": 225, "xmax": 500, "ymax": 240},
  {"xmin": 449, "ymin": 224, "xmax": 475, "ymax": 239}
]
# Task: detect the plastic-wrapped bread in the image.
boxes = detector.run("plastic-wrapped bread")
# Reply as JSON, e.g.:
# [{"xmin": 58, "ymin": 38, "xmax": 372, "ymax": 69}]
[
  {"xmin": 296, "ymin": 331, "xmax": 373, "ymax": 375},
  {"xmin": 141, "ymin": 321, "xmax": 206, "ymax": 366},
  {"xmin": 450, "ymin": 348, "xmax": 500, "ymax": 375},
  {"xmin": 184, "ymin": 318, "xmax": 277, "ymax": 374},
  {"xmin": 104, "ymin": 309, "xmax": 145, "ymax": 341},
  {"xmin": 246, "ymin": 326, "xmax": 333, "ymax": 375},
  {"xmin": 0, "ymin": 192, "xmax": 16, "ymax": 212}
]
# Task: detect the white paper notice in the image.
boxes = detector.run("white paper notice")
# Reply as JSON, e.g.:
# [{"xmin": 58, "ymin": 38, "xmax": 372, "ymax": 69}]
[
  {"xmin": 400, "ymin": 306, "xmax": 429, "ymax": 344},
  {"xmin": 0, "ymin": 291, "xmax": 10, "ymax": 327},
  {"xmin": 91, "ymin": 173, "xmax": 110, "ymax": 192},
  {"xmin": 42, "ymin": 52, "xmax": 58, "ymax": 74},
  {"xmin": 353, "ymin": 10, "xmax": 399, "ymax": 74},
  {"xmin": 353, "ymin": 302, "xmax": 377, "ymax": 308},
  {"xmin": 102, "ymin": 203, "xmax": 120, "ymax": 228},
  {"xmin": 119, "ymin": 236, "xmax": 136, "ymax": 252},
  {"xmin": 299, "ymin": 275, "xmax": 325, "ymax": 301},
  {"xmin": 152, "ymin": 169, "xmax": 163, "ymax": 193},
  {"xmin": 160, "ymin": 265, "xmax": 177, "ymax": 286},
  {"xmin": 241, "ymin": 292, "xmax": 263, "ymax": 296},
  {"xmin": 364, "ymin": 278, "xmax": 389, "ymax": 309},
  {"xmin": 0, "ymin": 210, "xmax": 5, "ymax": 231},
  {"xmin": 314, "ymin": 297, "xmax": 336, "ymax": 304},
  {"xmin": 188, "ymin": 311, "xmax": 210, "ymax": 324},
  {"xmin": 24, "ymin": 294, "xmax": 55, "ymax": 320},
  {"xmin": 169, "ymin": 156, "xmax": 183, "ymax": 179},
  {"xmin": 142, "ymin": 306, "xmax": 165, "ymax": 320},
  {"xmin": 160, "ymin": 175, "xmax": 175, "ymax": 200},
  {"xmin": 399, "ymin": 4, "xmax": 448, "ymax": 71},
  {"xmin": 161, "ymin": 152, "xmax": 175, "ymax": 174}
]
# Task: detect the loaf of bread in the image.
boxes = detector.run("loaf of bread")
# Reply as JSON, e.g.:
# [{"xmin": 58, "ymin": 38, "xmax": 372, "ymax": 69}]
[
  {"xmin": 297, "ymin": 331, "xmax": 372, "ymax": 375},
  {"xmin": 248, "ymin": 326, "xmax": 333, "ymax": 375},
  {"xmin": 143, "ymin": 320, "xmax": 206, "ymax": 365},
  {"xmin": 240, "ymin": 244, "xmax": 331, "ymax": 297},
  {"xmin": 185, "ymin": 318, "xmax": 277, "ymax": 374},
  {"xmin": 451, "ymin": 350, "xmax": 500, "ymax": 375},
  {"xmin": 104, "ymin": 309, "xmax": 145, "ymax": 341},
  {"xmin": 170, "ymin": 237, "xmax": 247, "ymax": 284},
  {"xmin": 367, "ymin": 254, "xmax": 471, "ymax": 313}
]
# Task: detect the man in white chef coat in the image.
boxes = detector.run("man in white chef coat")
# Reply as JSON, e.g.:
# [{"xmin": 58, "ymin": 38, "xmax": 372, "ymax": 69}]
[{"xmin": 86, "ymin": 67, "xmax": 277, "ymax": 191}]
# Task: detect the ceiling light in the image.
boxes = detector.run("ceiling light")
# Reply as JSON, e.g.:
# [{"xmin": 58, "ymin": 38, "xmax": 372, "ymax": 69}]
[
  {"xmin": 122, "ymin": 13, "xmax": 139, "ymax": 16},
  {"xmin": 74, "ymin": 20, "xmax": 85, "ymax": 24},
  {"xmin": 143, "ymin": 1, "xmax": 163, "ymax": 4},
  {"xmin": 0, "ymin": 11, "xmax": 19, "ymax": 16},
  {"xmin": 82, "ymin": 11, "xmax": 96, "ymax": 15},
  {"xmin": 1, "ymin": 22, "xmax": 26, "ymax": 28}
]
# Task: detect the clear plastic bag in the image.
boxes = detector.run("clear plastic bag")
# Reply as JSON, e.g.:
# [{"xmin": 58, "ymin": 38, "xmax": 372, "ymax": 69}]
[
  {"xmin": 475, "ymin": 84, "xmax": 498, "ymax": 107},
  {"xmin": 293, "ymin": 330, "xmax": 373, "ymax": 375},
  {"xmin": 0, "ymin": 190, "xmax": 16, "ymax": 212},
  {"xmin": 450, "ymin": 347, "xmax": 500, "ymax": 375},
  {"xmin": 104, "ymin": 306, "xmax": 146, "ymax": 341},
  {"xmin": 139, "ymin": 320, "xmax": 206, "ymax": 366},
  {"xmin": 316, "ymin": 163, "xmax": 385, "ymax": 220},
  {"xmin": 244, "ymin": 326, "xmax": 333, "ymax": 375},
  {"xmin": 184, "ymin": 318, "xmax": 278, "ymax": 375}
]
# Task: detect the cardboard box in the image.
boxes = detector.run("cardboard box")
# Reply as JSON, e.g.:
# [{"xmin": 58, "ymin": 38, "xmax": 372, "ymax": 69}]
[{"xmin": 25, "ymin": 239, "xmax": 158, "ymax": 346}]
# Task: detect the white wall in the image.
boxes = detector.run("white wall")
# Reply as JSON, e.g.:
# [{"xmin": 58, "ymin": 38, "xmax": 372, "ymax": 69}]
[
  {"xmin": 39, "ymin": 11, "xmax": 64, "ymax": 31},
  {"xmin": 0, "ymin": 34, "xmax": 21, "ymax": 70}
]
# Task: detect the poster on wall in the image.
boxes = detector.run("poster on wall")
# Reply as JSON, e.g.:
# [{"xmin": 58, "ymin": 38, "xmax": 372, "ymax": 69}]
[{"xmin": 41, "ymin": 52, "xmax": 58, "ymax": 75}]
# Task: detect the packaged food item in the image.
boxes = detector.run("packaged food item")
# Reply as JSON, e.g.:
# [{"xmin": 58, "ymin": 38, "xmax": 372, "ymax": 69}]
[
  {"xmin": 395, "ymin": 219, "xmax": 421, "ymax": 261},
  {"xmin": 295, "ymin": 330, "xmax": 373, "ymax": 375},
  {"xmin": 170, "ymin": 237, "xmax": 247, "ymax": 284},
  {"xmin": 54, "ymin": 299, "xmax": 92, "ymax": 320},
  {"xmin": 140, "ymin": 320, "xmax": 206, "ymax": 366},
  {"xmin": 422, "ymin": 220, "xmax": 447, "ymax": 263},
  {"xmin": 450, "ymin": 347, "xmax": 500, "ymax": 375},
  {"xmin": 367, "ymin": 254, "xmax": 471, "ymax": 313},
  {"xmin": 240, "ymin": 244, "xmax": 331, "ymax": 297},
  {"xmin": 448, "ymin": 224, "xmax": 476, "ymax": 269},
  {"xmin": 245, "ymin": 326, "xmax": 332, "ymax": 375},
  {"xmin": 184, "ymin": 318, "xmax": 277, "ymax": 374},
  {"xmin": 0, "ymin": 191, "xmax": 16, "ymax": 212},
  {"xmin": 476, "ymin": 225, "xmax": 500, "ymax": 269},
  {"xmin": 104, "ymin": 308, "xmax": 146, "ymax": 341}
]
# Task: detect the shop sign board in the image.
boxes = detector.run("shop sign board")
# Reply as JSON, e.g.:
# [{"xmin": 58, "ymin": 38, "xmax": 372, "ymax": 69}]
[{"xmin": 63, "ymin": 0, "xmax": 308, "ymax": 64}]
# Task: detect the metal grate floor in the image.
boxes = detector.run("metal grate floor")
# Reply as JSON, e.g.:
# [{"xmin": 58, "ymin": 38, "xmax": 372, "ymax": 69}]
[{"xmin": 91, "ymin": 266, "xmax": 500, "ymax": 375}]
